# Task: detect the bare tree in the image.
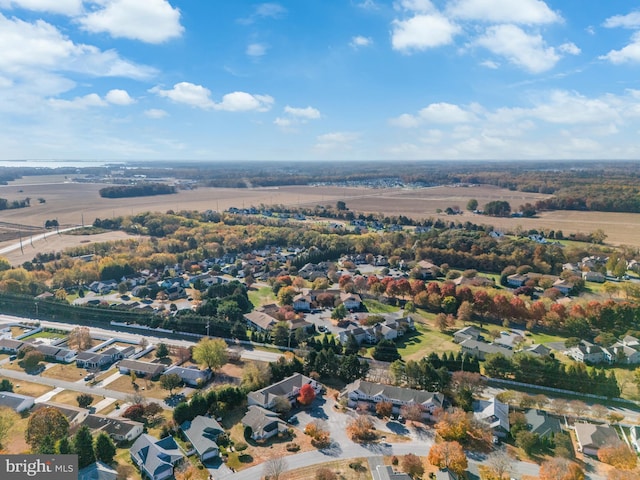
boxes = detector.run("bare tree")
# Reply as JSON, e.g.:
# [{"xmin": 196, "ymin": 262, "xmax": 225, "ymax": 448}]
[
  {"xmin": 569, "ymin": 400, "xmax": 588, "ymax": 419},
  {"xmin": 263, "ymin": 456, "xmax": 287, "ymax": 480},
  {"xmin": 68, "ymin": 326, "xmax": 92, "ymax": 350},
  {"xmin": 486, "ymin": 448, "xmax": 513, "ymax": 480}
]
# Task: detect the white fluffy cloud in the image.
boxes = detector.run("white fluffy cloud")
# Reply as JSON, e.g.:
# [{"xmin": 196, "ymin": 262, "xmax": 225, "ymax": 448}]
[
  {"xmin": 603, "ymin": 11, "xmax": 640, "ymax": 29},
  {"xmin": 0, "ymin": 0, "xmax": 82, "ymax": 15},
  {"xmin": 215, "ymin": 91, "xmax": 274, "ymax": 112},
  {"xmin": 392, "ymin": 14, "xmax": 460, "ymax": 52},
  {"xmin": 475, "ymin": 24, "xmax": 560, "ymax": 73},
  {"xmin": 78, "ymin": 0, "xmax": 183, "ymax": 44},
  {"xmin": 105, "ymin": 88, "xmax": 134, "ymax": 105},
  {"xmin": 150, "ymin": 82, "xmax": 215, "ymax": 109},
  {"xmin": 447, "ymin": 0, "xmax": 560, "ymax": 24},
  {"xmin": 238, "ymin": 3, "xmax": 287, "ymax": 24},
  {"xmin": 150, "ymin": 82, "xmax": 274, "ymax": 112},
  {"xmin": 0, "ymin": 13, "xmax": 155, "ymax": 80},
  {"xmin": 390, "ymin": 102, "xmax": 476, "ymax": 127},
  {"xmin": 49, "ymin": 92, "xmax": 106, "ymax": 109},
  {"xmin": 600, "ymin": 31, "xmax": 640, "ymax": 64},
  {"xmin": 350, "ymin": 35, "xmax": 373, "ymax": 48},
  {"xmin": 284, "ymin": 105, "xmax": 320, "ymax": 119},
  {"xmin": 246, "ymin": 43, "xmax": 268, "ymax": 57},
  {"xmin": 558, "ymin": 42, "xmax": 581, "ymax": 55}
]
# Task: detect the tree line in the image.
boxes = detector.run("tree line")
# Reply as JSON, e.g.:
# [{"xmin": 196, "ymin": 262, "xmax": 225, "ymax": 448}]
[{"xmin": 98, "ymin": 183, "xmax": 176, "ymax": 198}]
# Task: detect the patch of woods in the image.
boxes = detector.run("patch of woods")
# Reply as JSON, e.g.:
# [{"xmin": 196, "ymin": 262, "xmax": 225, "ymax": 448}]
[
  {"xmin": 98, "ymin": 183, "xmax": 176, "ymax": 198},
  {"xmin": 0, "ymin": 197, "xmax": 31, "ymax": 210}
]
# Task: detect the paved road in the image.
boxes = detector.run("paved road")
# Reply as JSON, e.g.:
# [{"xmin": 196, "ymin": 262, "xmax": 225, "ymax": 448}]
[
  {"xmin": 0, "ymin": 227, "xmax": 80, "ymax": 255},
  {"xmin": 0, "ymin": 314, "xmax": 284, "ymax": 364},
  {"xmin": 0, "ymin": 365, "xmax": 175, "ymax": 410}
]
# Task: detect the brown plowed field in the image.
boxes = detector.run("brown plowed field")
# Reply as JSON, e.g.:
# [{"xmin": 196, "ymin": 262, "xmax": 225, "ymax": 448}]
[{"xmin": 0, "ymin": 180, "xmax": 638, "ymax": 264}]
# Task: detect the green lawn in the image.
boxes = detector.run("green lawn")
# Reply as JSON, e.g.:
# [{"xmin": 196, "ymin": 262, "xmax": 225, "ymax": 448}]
[
  {"xmin": 395, "ymin": 322, "xmax": 459, "ymax": 361},
  {"xmin": 526, "ymin": 331, "xmax": 567, "ymax": 345},
  {"xmin": 363, "ymin": 299, "xmax": 401, "ymax": 314},
  {"xmin": 248, "ymin": 286, "xmax": 276, "ymax": 307},
  {"xmin": 20, "ymin": 330, "xmax": 65, "ymax": 340}
]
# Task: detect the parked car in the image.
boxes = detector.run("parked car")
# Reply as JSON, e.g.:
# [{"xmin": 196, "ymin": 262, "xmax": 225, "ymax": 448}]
[
  {"xmin": 288, "ymin": 415, "xmax": 298, "ymax": 425},
  {"xmin": 84, "ymin": 373, "xmax": 95, "ymax": 381},
  {"xmin": 8, "ymin": 355, "xmax": 16, "ymax": 361}
]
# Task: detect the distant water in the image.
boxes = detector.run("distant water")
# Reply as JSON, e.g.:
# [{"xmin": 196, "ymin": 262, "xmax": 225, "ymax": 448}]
[{"xmin": 0, "ymin": 160, "xmax": 120, "ymax": 168}]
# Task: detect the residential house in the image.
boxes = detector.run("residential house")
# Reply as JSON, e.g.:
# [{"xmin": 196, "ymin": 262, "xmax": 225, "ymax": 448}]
[
  {"xmin": 340, "ymin": 379, "xmax": 445, "ymax": 420},
  {"xmin": 473, "ymin": 397, "xmax": 510, "ymax": 438},
  {"xmin": 76, "ymin": 346, "xmax": 135, "ymax": 370},
  {"xmin": 248, "ymin": 373, "xmax": 322, "ymax": 410},
  {"xmin": 435, "ymin": 469, "xmax": 459, "ymax": 480},
  {"xmin": 453, "ymin": 275, "xmax": 494, "ymax": 288},
  {"xmin": 523, "ymin": 344, "xmax": 551, "ymax": 357},
  {"xmin": 165, "ymin": 282, "xmax": 186, "ymax": 301},
  {"xmin": 416, "ymin": 260, "xmax": 439, "ymax": 280},
  {"xmin": 118, "ymin": 359, "xmax": 166, "ymax": 378},
  {"xmin": 459, "ymin": 338, "xmax": 514, "ymax": 361},
  {"xmin": 574, "ymin": 422, "xmax": 620, "ymax": 456},
  {"xmin": 78, "ymin": 461, "xmax": 118, "ymax": 480},
  {"xmin": 566, "ymin": 340, "xmax": 605, "ymax": 364},
  {"xmin": 293, "ymin": 294, "xmax": 312, "ymax": 312},
  {"xmin": 0, "ymin": 338, "xmax": 25, "ymax": 354},
  {"xmin": 523, "ymin": 409, "xmax": 562, "ymax": 439},
  {"xmin": 164, "ymin": 365, "xmax": 212, "ymax": 387},
  {"xmin": 35, "ymin": 403, "xmax": 88, "ymax": 426},
  {"xmin": 506, "ymin": 274, "xmax": 530, "ymax": 288},
  {"xmin": 375, "ymin": 465, "xmax": 412, "ymax": 480},
  {"xmin": 0, "ymin": 392, "xmax": 35, "ymax": 413},
  {"xmin": 241, "ymin": 405, "xmax": 288, "ymax": 441},
  {"xmin": 180, "ymin": 416, "xmax": 224, "ymax": 461},
  {"xmin": 493, "ymin": 331, "xmax": 524, "ymax": 350},
  {"xmin": 603, "ymin": 335, "xmax": 640, "ymax": 365},
  {"xmin": 83, "ymin": 414, "xmax": 144, "ymax": 443},
  {"xmin": 552, "ymin": 278, "xmax": 574, "ymax": 295},
  {"xmin": 453, "ymin": 326, "xmax": 483, "ymax": 343},
  {"xmin": 130, "ymin": 434, "xmax": 185, "ymax": 480},
  {"xmin": 337, "ymin": 326, "xmax": 368, "ymax": 345},
  {"xmin": 89, "ymin": 280, "xmax": 117, "ymax": 294},
  {"xmin": 340, "ymin": 292, "xmax": 362, "ymax": 310},
  {"xmin": 582, "ymin": 271, "xmax": 606, "ymax": 283},
  {"xmin": 244, "ymin": 311, "xmax": 278, "ymax": 332},
  {"xmin": 34, "ymin": 344, "xmax": 76, "ymax": 363}
]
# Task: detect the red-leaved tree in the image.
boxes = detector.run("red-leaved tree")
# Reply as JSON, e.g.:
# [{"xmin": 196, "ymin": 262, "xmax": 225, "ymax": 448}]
[{"xmin": 298, "ymin": 384, "xmax": 316, "ymax": 405}]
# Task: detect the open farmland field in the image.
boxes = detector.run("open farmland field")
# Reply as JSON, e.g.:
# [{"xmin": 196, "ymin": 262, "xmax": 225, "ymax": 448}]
[{"xmin": 1, "ymin": 179, "xmax": 639, "ymax": 256}]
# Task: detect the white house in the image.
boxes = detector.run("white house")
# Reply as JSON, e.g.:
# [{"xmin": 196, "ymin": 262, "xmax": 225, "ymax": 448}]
[{"xmin": 340, "ymin": 379, "xmax": 444, "ymax": 421}]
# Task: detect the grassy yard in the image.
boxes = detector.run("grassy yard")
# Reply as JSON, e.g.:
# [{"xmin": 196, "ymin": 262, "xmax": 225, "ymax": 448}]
[
  {"xmin": 20, "ymin": 330, "xmax": 66, "ymax": 341},
  {"xmin": 114, "ymin": 448, "xmax": 140, "ymax": 480},
  {"xmin": 282, "ymin": 458, "xmax": 373, "ymax": 480},
  {"xmin": 0, "ymin": 376, "xmax": 53, "ymax": 398},
  {"xmin": 41, "ymin": 363, "xmax": 87, "ymax": 382},
  {"xmin": 107, "ymin": 375, "xmax": 168, "ymax": 399},
  {"xmin": 1, "ymin": 415, "xmax": 30, "ymax": 454},
  {"xmin": 50, "ymin": 390, "xmax": 101, "ymax": 408},
  {"xmin": 363, "ymin": 299, "xmax": 401, "ymax": 314},
  {"xmin": 396, "ymin": 322, "xmax": 459, "ymax": 361},
  {"xmin": 248, "ymin": 285, "xmax": 276, "ymax": 307}
]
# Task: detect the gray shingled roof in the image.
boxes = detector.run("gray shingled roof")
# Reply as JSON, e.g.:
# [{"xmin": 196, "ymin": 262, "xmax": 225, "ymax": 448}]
[
  {"xmin": 180, "ymin": 416, "xmax": 223, "ymax": 459},
  {"xmin": 342, "ymin": 379, "xmax": 444, "ymax": 407},
  {"xmin": 524, "ymin": 409, "xmax": 562, "ymax": 438},
  {"xmin": 130, "ymin": 434, "xmax": 183, "ymax": 479},
  {"xmin": 574, "ymin": 422, "xmax": 620, "ymax": 451},
  {"xmin": 241, "ymin": 405, "xmax": 286, "ymax": 437},
  {"xmin": 119, "ymin": 359, "xmax": 166, "ymax": 376},
  {"xmin": 83, "ymin": 414, "xmax": 143, "ymax": 439},
  {"xmin": 247, "ymin": 373, "xmax": 315, "ymax": 407}
]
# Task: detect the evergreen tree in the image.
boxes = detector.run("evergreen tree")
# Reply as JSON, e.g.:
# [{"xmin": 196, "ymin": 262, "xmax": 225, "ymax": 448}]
[
  {"xmin": 37, "ymin": 435, "xmax": 56, "ymax": 454},
  {"xmin": 344, "ymin": 334, "xmax": 359, "ymax": 355},
  {"xmin": 74, "ymin": 425, "xmax": 96, "ymax": 469},
  {"xmin": 57, "ymin": 437, "xmax": 71, "ymax": 455},
  {"xmin": 94, "ymin": 432, "xmax": 116, "ymax": 464}
]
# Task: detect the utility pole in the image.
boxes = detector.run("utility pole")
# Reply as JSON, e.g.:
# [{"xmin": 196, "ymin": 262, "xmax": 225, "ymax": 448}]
[{"xmin": 206, "ymin": 320, "xmax": 210, "ymax": 337}]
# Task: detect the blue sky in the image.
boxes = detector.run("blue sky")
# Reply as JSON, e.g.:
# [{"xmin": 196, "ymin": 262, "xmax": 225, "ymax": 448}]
[{"xmin": 2, "ymin": 1, "xmax": 640, "ymax": 162}]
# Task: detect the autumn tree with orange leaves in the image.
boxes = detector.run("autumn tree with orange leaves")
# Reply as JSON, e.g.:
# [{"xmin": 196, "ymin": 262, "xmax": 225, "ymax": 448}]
[
  {"xmin": 598, "ymin": 442, "xmax": 638, "ymax": 470},
  {"xmin": 539, "ymin": 458, "xmax": 585, "ymax": 480},
  {"xmin": 428, "ymin": 441, "xmax": 468, "ymax": 476}
]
